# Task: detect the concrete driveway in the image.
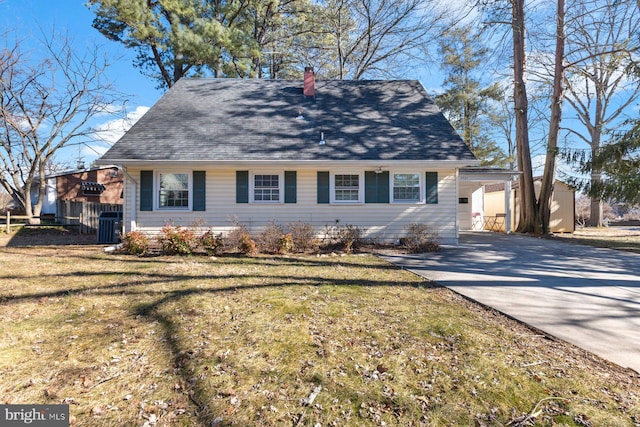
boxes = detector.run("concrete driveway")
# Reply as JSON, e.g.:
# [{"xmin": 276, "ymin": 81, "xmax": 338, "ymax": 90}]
[{"xmin": 382, "ymin": 232, "xmax": 640, "ymax": 373}]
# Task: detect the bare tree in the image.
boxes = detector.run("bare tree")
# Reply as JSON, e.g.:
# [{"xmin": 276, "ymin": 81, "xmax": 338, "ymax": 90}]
[
  {"xmin": 563, "ymin": 0, "xmax": 640, "ymax": 226},
  {"xmin": 309, "ymin": 0, "xmax": 448, "ymax": 79},
  {"xmin": 0, "ymin": 30, "xmax": 122, "ymax": 223},
  {"xmin": 492, "ymin": 92, "xmax": 517, "ymax": 170}
]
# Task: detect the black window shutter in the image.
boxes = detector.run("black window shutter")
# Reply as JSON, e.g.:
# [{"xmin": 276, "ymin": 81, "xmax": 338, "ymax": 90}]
[
  {"xmin": 236, "ymin": 171, "xmax": 249, "ymax": 203},
  {"xmin": 193, "ymin": 171, "xmax": 206, "ymax": 211},
  {"xmin": 284, "ymin": 171, "xmax": 297, "ymax": 204},
  {"xmin": 378, "ymin": 171, "xmax": 389, "ymax": 203},
  {"xmin": 365, "ymin": 171, "xmax": 389, "ymax": 203},
  {"xmin": 140, "ymin": 170, "xmax": 153, "ymax": 211},
  {"xmin": 317, "ymin": 171, "xmax": 329, "ymax": 204},
  {"xmin": 426, "ymin": 171, "xmax": 438, "ymax": 204}
]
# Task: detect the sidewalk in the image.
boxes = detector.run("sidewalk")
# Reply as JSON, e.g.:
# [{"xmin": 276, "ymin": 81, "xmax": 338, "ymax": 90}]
[{"xmin": 383, "ymin": 232, "xmax": 640, "ymax": 373}]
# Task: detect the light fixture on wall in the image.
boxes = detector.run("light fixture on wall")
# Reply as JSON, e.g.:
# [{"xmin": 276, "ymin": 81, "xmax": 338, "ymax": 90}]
[{"xmin": 374, "ymin": 166, "xmax": 383, "ymax": 174}]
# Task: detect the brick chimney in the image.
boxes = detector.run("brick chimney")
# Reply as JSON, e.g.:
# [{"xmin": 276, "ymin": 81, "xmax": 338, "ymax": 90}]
[{"xmin": 303, "ymin": 67, "xmax": 315, "ymax": 97}]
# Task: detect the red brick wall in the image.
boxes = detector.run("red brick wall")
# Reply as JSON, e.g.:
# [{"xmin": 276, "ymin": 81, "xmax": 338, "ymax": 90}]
[{"xmin": 56, "ymin": 169, "xmax": 123, "ymax": 204}]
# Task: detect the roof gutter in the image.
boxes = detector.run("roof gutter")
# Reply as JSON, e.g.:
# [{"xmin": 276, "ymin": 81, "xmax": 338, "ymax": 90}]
[{"xmin": 95, "ymin": 159, "xmax": 482, "ymax": 168}]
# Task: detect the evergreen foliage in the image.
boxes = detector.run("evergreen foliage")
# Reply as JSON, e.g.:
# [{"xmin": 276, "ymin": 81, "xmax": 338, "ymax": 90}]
[
  {"xmin": 563, "ymin": 120, "xmax": 640, "ymax": 206},
  {"xmin": 434, "ymin": 27, "xmax": 510, "ymax": 167}
]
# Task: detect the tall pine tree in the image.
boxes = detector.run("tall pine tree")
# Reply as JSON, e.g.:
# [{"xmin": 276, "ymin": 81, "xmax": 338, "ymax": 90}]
[{"xmin": 434, "ymin": 26, "xmax": 509, "ymax": 166}]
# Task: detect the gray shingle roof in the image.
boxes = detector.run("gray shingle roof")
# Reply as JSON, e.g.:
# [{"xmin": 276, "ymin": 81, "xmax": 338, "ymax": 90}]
[{"xmin": 99, "ymin": 78, "xmax": 476, "ymax": 163}]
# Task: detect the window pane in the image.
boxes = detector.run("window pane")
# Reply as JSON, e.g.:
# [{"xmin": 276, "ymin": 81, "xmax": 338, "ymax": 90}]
[
  {"xmin": 336, "ymin": 189, "xmax": 359, "ymax": 200},
  {"xmin": 335, "ymin": 174, "xmax": 359, "ymax": 201},
  {"xmin": 254, "ymin": 174, "xmax": 280, "ymax": 202},
  {"xmin": 393, "ymin": 173, "xmax": 420, "ymax": 201},
  {"xmin": 335, "ymin": 174, "xmax": 359, "ymax": 188},
  {"xmin": 160, "ymin": 173, "xmax": 188, "ymax": 191},
  {"xmin": 159, "ymin": 173, "xmax": 189, "ymax": 208}
]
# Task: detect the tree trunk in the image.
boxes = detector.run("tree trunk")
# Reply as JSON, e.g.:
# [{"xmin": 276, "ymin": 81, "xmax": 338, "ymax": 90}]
[
  {"xmin": 538, "ymin": 0, "xmax": 565, "ymax": 234},
  {"xmin": 590, "ymin": 168, "xmax": 603, "ymax": 227},
  {"xmin": 589, "ymin": 129, "xmax": 603, "ymax": 227},
  {"xmin": 31, "ymin": 177, "xmax": 46, "ymax": 225},
  {"xmin": 512, "ymin": 0, "xmax": 540, "ymax": 234},
  {"xmin": 22, "ymin": 178, "xmax": 36, "ymax": 223}
]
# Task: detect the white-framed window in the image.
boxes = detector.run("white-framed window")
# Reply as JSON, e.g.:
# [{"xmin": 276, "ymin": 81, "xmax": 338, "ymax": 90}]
[
  {"xmin": 251, "ymin": 172, "xmax": 283, "ymax": 203},
  {"xmin": 156, "ymin": 171, "xmax": 191, "ymax": 210},
  {"xmin": 392, "ymin": 172, "xmax": 422, "ymax": 203},
  {"xmin": 331, "ymin": 172, "xmax": 363, "ymax": 203}
]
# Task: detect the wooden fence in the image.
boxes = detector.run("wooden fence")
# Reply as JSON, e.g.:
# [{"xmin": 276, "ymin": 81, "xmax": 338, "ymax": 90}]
[
  {"xmin": 56, "ymin": 200, "xmax": 123, "ymax": 234},
  {"xmin": 1, "ymin": 201, "xmax": 122, "ymax": 234},
  {"xmin": 1, "ymin": 212, "xmax": 80, "ymax": 234}
]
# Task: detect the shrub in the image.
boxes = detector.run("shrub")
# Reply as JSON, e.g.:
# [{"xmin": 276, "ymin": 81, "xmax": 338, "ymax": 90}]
[
  {"xmin": 225, "ymin": 222, "xmax": 250, "ymax": 253},
  {"xmin": 403, "ymin": 223, "xmax": 439, "ymax": 253},
  {"xmin": 120, "ymin": 231, "xmax": 149, "ymax": 256},
  {"xmin": 339, "ymin": 224, "xmax": 363, "ymax": 253},
  {"xmin": 287, "ymin": 221, "xmax": 317, "ymax": 253},
  {"xmin": 278, "ymin": 233, "xmax": 295, "ymax": 254},
  {"xmin": 158, "ymin": 224, "xmax": 196, "ymax": 255},
  {"xmin": 199, "ymin": 230, "xmax": 223, "ymax": 256},
  {"xmin": 238, "ymin": 233, "xmax": 258, "ymax": 255},
  {"xmin": 258, "ymin": 221, "xmax": 285, "ymax": 254},
  {"xmin": 324, "ymin": 223, "xmax": 364, "ymax": 253}
]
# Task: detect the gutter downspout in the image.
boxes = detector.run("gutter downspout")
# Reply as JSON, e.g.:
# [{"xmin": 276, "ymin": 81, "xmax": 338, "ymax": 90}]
[{"xmin": 120, "ymin": 166, "xmax": 138, "ymax": 232}]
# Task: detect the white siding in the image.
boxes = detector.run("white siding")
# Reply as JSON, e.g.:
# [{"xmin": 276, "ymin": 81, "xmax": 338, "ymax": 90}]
[
  {"xmin": 122, "ymin": 175, "xmax": 135, "ymax": 232},
  {"xmin": 457, "ymin": 182, "xmax": 478, "ymax": 231},
  {"xmin": 125, "ymin": 166, "xmax": 460, "ymax": 244}
]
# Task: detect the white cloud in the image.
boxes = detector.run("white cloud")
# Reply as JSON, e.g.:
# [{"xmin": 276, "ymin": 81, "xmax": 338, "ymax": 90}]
[
  {"xmin": 92, "ymin": 105, "xmax": 150, "ymax": 145},
  {"xmin": 94, "ymin": 103, "xmax": 125, "ymax": 117},
  {"xmin": 81, "ymin": 143, "xmax": 110, "ymax": 158},
  {"xmin": 81, "ymin": 105, "xmax": 150, "ymax": 160},
  {"xmin": 565, "ymin": 66, "xmax": 634, "ymax": 101},
  {"xmin": 433, "ymin": 0, "xmax": 480, "ymax": 25}
]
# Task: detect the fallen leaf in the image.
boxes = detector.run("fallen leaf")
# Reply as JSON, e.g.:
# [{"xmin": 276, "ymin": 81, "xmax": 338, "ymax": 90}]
[{"xmin": 91, "ymin": 405, "xmax": 105, "ymax": 416}]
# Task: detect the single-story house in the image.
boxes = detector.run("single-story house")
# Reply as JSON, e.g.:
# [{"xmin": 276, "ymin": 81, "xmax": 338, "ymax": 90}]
[
  {"xmin": 97, "ymin": 70, "xmax": 516, "ymax": 244},
  {"xmin": 483, "ymin": 178, "xmax": 576, "ymax": 233}
]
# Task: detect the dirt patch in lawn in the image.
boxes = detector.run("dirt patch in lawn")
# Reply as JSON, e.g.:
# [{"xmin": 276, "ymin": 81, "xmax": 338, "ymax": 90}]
[{"xmin": 0, "ymin": 227, "xmax": 98, "ymax": 247}]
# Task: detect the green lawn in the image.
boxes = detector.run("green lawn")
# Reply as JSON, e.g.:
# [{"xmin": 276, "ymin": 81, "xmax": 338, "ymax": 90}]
[{"xmin": 0, "ymin": 245, "xmax": 638, "ymax": 426}]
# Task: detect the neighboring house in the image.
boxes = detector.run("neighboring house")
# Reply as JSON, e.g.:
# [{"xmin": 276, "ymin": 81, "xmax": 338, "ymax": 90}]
[
  {"xmin": 32, "ymin": 165, "xmax": 124, "ymax": 215},
  {"xmin": 0, "ymin": 191, "xmax": 14, "ymax": 214},
  {"xmin": 97, "ymin": 71, "xmax": 516, "ymax": 244},
  {"xmin": 484, "ymin": 178, "xmax": 576, "ymax": 233}
]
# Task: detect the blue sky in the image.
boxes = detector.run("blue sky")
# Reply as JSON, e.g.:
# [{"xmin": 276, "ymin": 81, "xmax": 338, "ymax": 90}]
[
  {"xmin": 0, "ymin": 0, "xmax": 162, "ymax": 105},
  {"xmin": 0, "ymin": 0, "xmax": 165, "ymax": 166},
  {"xmin": 3, "ymin": 0, "xmax": 634, "ymax": 182},
  {"xmin": 0, "ymin": 1, "xmax": 457, "ymax": 169}
]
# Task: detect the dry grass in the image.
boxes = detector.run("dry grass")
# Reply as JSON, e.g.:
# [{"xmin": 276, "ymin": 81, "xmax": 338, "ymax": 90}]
[
  {"xmin": 554, "ymin": 226, "xmax": 640, "ymax": 254},
  {"xmin": 0, "ymin": 245, "xmax": 638, "ymax": 426}
]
